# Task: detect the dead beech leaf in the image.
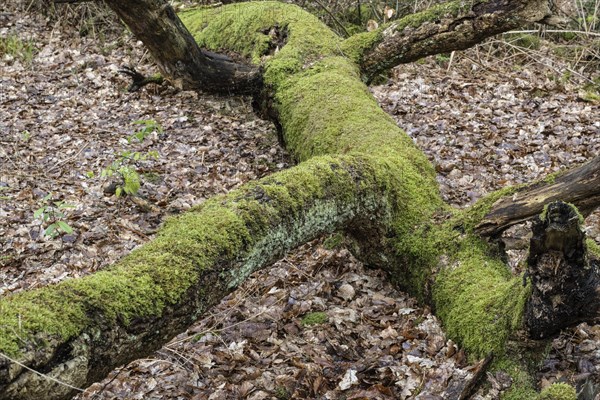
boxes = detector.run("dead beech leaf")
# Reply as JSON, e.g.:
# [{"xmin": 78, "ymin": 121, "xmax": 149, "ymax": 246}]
[
  {"xmin": 338, "ymin": 369, "xmax": 359, "ymax": 390},
  {"xmin": 337, "ymin": 283, "xmax": 355, "ymax": 301},
  {"xmin": 384, "ymin": 6, "xmax": 394, "ymax": 21},
  {"xmin": 366, "ymin": 19, "xmax": 379, "ymax": 32}
]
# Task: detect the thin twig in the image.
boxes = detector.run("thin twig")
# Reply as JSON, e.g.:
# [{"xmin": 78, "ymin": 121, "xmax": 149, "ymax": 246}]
[
  {"xmin": 492, "ymin": 39, "xmax": 596, "ymax": 84},
  {"xmin": 312, "ymin": 0, "xmax": 351, "ymax": 37},
  {"xmin": 504, "ymin": 29, "xmax": 600, "ymax": 38},
  {"xmin": 47, "ymin": 142, "xmax": 89, "ymax": 173}
]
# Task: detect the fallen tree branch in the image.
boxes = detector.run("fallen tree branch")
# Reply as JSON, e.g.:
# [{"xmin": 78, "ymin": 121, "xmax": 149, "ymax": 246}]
[
  {"xmin": 342, "ymin": 0, "xmax": 553, "ymax": 83},
  {"xmin": 476, "ymin": 156, "xmax": 600, "ymax": 237}
]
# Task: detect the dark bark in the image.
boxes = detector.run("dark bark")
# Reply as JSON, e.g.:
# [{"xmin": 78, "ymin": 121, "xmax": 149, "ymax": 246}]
[
  {"xmin": 476, "ymin": 156, "xmax": 600, "ymax": 237},
  {"xmin": 525, "ymin": 201, "xmax": 600, "ymax": 339},
  {"xmin": 101, "ymin": 0, "xmax": 261, "ymax": 94}
]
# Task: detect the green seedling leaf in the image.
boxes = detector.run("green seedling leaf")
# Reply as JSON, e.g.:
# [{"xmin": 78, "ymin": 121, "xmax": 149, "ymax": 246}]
[
  {"xmin": 34, "ymin": 207, "xmax": 46, "ymax": 219},
  {"xmin": 45, "ymin": 224, "xmax": 57, "ymax": 237},
  {"xmin": 56, "ymin": 221, "xmax": 73, "ymax": 234}
]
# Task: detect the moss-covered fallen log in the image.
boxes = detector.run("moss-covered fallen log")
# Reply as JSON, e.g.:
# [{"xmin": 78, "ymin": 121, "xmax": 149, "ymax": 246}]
[{"xmin": 0, "ymin": 1, "xmax": 592, "ymax": 399}]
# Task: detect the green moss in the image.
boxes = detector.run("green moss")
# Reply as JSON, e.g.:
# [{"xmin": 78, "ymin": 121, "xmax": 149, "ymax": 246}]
[
  {"xmin": 393, "ymin": 0, "xmax": 472, "ymax": 32},
  {"xmin": 340, "ymin": 30, "xmax": 382, "ymax": 64},
  {"xmin": 538, "ymin": 202, "xmax": 584, "ymax": 225},
  {"xmin": 459, "ymin": 186, "xmax": 520, "ymax": 232},
  {"xmin": 301, "ymin": 311, "xmax": 328, "ymax": 326},
  {"xmin": 542, "ymin": 169, "xmax": 563, "ymax": 184},
  {"xmin": 586, "ymin": 238, "xmax": 600, "ymax": 258},
  {"xmin": 180, "ymin": 2, "xmax": 341, "ymax": 79},
  {"xmin": 0, "ymin": 287, "xmax": 87, "ymax": 355},
  {"xmin": 492, "ymin": 358, "xmax": 538, "ymax": 399},
  {"xmin": 0, "ymin": 204, "xmax": 252, "ymax": 356},
  {"xmin": 433, "ymin": 236, "xmax": 530, "ymax": 359},
  {"xmin": 538, "ymin": 383, "xmax": 577, "ymax": 400}
]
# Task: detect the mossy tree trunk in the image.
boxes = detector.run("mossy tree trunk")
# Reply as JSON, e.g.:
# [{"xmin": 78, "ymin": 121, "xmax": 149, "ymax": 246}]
[{"xmin": 1, "ymin": 1, "xmax": 598, "ymax": 399}]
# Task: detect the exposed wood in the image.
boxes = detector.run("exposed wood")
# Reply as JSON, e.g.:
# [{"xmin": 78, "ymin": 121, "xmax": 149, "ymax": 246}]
[
  {"xmin": 524, "ymin": 201, "xmax": 600, "ymax": 338},
  {"xmin": 476, "ymin": 156, "xmax": 600, "ymax": 237},
  {"xmin": 102, "ymin": 0, "xmax": 261, "ymax": 94}
]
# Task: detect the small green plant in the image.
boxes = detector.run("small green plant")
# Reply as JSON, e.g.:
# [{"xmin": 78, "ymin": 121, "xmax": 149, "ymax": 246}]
[
  {"xmin": 129, "ymin": 119, "xmax": 163, "ymax": 143},
  {"xmin": 0, "ymin": 34, "xmax": 37, "ymax": 65},
  {"xmin": 301, "ymin": 312, "xmax": 328, "ymax": 327},
  {"xmin": 538, "ymin": 383, "xmax": 576, "ymax": 400},
  {"xmin": 435, "ymin": 53, "xmax": 451, "ymax": 64},
  {"xmin": 101, "ymin": 119, "xmax": 161, "ymax": 197},
  {"xmin": 20, "ymin": 130, "xmax": 31, "ymax": 142},
  {"xmin": 34, "ymin": 194, "xmax": 75, "ymax": 238},
  {"xmin": 274, "ymin": 386, "xmax": 291, "ymax": 400}
]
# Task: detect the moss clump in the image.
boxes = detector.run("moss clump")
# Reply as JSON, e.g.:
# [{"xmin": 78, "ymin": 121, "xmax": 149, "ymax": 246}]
[
  {"xmin": 180, "ymin": 2, "xmax": 342, "ymax": 85},
  {"xmin": 542, "ymin": 169, "xmax": 563, "ymax": 184},
  {"xmin": 538, "ymin": 202, "xmax": 584, "ymax": 225},
  {"xmin": 433, "ymin": 236, "xmax": 530, "ymax": 359},
  {"xmin": 491, "ymin": 358, "xmax": 538, "ymax": 400},
  {"xmin": 0, "ymin": 287, "xmax": 87, "ymax": 356},
  {"xmin": 538, "ymin": 383, "xmax": 577, "ymax": 400},
  {"xmin": 392, "ymin": 0, "xmax": 472, "ymax": 32},
  {"xmin": 275, "ymin": 386, "xmax": 291, "ymax": 399},
  {"xmin": 301, "ymin": 312, "xmax": 328, "ymax": 326},
  {"xmin": 340, "ymin": 30, "xmax": 382, "ymax": 64},
  {"xmin": 587, "ymin": 238, "xmax": 600, "ymax": 258}
]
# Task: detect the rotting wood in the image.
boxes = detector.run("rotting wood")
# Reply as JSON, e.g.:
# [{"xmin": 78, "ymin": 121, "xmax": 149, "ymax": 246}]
[{"xmin": 525, "ymin": 201, "xmax": 600, "ymax": 339}]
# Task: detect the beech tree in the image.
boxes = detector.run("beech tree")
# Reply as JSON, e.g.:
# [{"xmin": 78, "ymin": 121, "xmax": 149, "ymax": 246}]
[{"xmin": 1, "ymin": 0, "xmax": 599, "ymax": 399}]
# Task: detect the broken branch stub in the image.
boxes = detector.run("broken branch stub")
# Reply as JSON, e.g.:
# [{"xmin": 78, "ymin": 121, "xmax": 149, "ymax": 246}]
[{"xmin": 525, "ymin": 201, "xmax": 600, "ymax": 339}]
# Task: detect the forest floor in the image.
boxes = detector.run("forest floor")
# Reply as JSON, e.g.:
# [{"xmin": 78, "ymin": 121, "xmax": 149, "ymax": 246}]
[{"xmin": 1, "ymin": 1, "xmax": 599, "ymax": 399}]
